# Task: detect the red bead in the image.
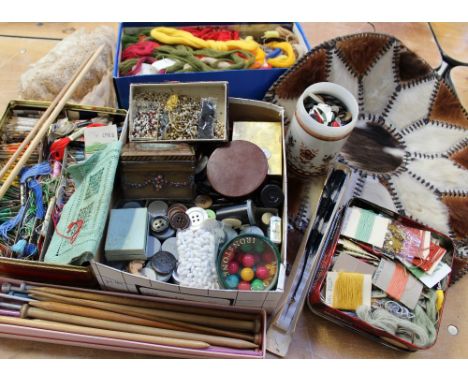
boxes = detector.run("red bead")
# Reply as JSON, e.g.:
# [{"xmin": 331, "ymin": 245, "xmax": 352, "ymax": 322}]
[
  {"xmin": 238, "ymin": 281, "xmax": 251, "ymax": 290},
  {"xmin": 256, "ymin": 266, "xmax": 269, "ymax": 280},
  {"xmin": 262, "ymin": 250, "xmax": 275, "ymax": 264},
  {"xmin": 254, "ymin": 254, "xmax": 261, "ymax": 264},
  {"xmin": 242, "ymin": 253, "xmax": 255, "ymax": 268},
  {"xmin": 227, "ymin": 262, "xmax": 239, "ymax": 275}
]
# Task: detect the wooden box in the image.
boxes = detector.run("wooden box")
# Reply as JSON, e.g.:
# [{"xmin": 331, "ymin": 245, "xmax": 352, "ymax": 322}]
[{"xmin": 119, "ymin": 142, "xmax": 196, "ymax": 200}]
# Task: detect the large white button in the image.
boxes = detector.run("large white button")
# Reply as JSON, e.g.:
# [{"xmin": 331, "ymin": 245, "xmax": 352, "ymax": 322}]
[{"xmin": 186, "ymin": 207, "xmax": 208, "ymax": 229}]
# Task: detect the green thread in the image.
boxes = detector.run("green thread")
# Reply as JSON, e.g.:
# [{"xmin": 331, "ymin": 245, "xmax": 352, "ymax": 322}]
[{"xmin": 355, "ymin": 209, "xmax": 377, "ymax": 243}]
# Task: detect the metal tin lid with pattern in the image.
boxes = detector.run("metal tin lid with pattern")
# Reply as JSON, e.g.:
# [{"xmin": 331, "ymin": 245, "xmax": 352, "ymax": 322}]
[{"xmin": 150, "ymin": 251, "xmax": 177, "ymax": 275}]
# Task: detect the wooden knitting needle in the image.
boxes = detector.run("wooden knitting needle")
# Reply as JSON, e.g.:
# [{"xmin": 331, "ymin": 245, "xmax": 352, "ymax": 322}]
[
  {"xmin": 22, "ymin": 305, "xmax": 258, "ymax": 349},
  {"xmin": 0, "ymin": 49, "xmax": 97, "ymax": 181},
  {"xmin": 30, "ymin": 286, "xmax": 256, "ymax": 320},
  {"xmin": 29, "ymin": 289, "xmax": 259, "ymax": 333},
  {"xmin": 0, "ymin": 315, "xmax": 209, "ymax": 349},
  {"xmin": 0, "ymin": 45, "xmax": 105, "ymax": 199},
  {"xmin": 29, "ymin": 290, "xmax": 260, "ymax": 343}
]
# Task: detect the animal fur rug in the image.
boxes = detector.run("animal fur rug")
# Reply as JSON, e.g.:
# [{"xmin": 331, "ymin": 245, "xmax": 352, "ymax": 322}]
[{"xmin": 265, "ymin": 33, "xmax": 468, "ymax": 283}]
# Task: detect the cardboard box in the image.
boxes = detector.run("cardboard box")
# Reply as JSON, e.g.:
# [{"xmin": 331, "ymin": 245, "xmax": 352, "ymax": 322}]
[
  {"xmin": 113, "ymin": 22, "xmax": 311, "ymax": 109},
  {"xmin": 0, "ymin": 276, "xmax": 266, "ymax": 358},
  {"xmin": 0, "ymin": 101, "xmax": 128, "ymax": 288},
  {"xmin": 91, "ymin": 98, "xmax": 288, "ymax": 313}
]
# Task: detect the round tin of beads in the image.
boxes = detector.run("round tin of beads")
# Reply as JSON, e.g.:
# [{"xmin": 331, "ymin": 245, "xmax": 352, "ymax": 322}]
[{"xmin": 217, "ymin": 234, "xmax": 280, "ymax": 291}]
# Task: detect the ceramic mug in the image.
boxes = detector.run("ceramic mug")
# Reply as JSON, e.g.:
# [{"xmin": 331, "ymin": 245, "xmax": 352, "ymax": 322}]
[{"xmin": 286, "ymin": 82, "xmax": 359, "ymax": 177}]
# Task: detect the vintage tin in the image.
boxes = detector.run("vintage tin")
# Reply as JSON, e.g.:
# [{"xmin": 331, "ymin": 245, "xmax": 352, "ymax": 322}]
[
  {"xmin": 119, "ymin": 142, "xmax": 196, "ymax": 200},
  {"xmin": 0, "ymin": 100, "xmax": 128, "ymax": 287},
  {"xmin": 307, "ymin": 195, "xmax": 455, "ymax": 351}
]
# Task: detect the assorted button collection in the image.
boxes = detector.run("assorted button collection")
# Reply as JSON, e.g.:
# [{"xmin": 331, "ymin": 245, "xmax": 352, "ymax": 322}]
[
  {"xmin": 108, "ymin": 192, "xmax": 283, "ymax": 290},
  {"xmin": 105, "ymin": 110, "xmax": 285, "ymax": 292},
  {"xmin": 303, "ymin": 92, "xmax": 352, "ymax": 127}
]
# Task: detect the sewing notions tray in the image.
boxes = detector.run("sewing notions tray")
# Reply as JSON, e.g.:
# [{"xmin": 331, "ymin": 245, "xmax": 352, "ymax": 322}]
[{"xmin": 306, "ymin": 191, "xmax": 455, "ymax": 351}]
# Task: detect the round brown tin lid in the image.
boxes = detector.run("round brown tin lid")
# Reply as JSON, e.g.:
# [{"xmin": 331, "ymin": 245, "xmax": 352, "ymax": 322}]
[{"xmin": 207, "ymin": 141, "xmax": 268, "ymax": 198}]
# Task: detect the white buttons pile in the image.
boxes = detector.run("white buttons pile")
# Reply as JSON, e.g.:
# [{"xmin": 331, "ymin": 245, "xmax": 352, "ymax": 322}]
[{"xmin": 176, "ymin": 228, "xmax": 218, "ymax": 289}]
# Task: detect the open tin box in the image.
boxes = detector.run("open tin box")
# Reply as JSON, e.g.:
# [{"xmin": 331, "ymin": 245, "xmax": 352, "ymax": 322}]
[
  {"xmin": 304, "ymin": 167, "xmax": 455, "ymax": 351},
  {"xmin": 0, "ymin": 100, "xmax": 128, "ymax": 287},
  {"xmin": 91, "ymin": 98, "xmax": 288, "ymax": 312},
  {"xmin": 0, "ymin": 276, "xmax": 266, "ymax": 358},
  {"xmin": 128, "ymin": 82, "xmax": 228, "ymax": 143}
]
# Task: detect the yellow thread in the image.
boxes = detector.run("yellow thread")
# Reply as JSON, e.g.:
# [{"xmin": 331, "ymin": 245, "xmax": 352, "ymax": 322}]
[
  {"xmin": 332, "ymin": 272, "xmax": 364, "ymax": 311},
  {"xmin": 436, "ymin": 289, "xmax": 444, "ymax": 312}
]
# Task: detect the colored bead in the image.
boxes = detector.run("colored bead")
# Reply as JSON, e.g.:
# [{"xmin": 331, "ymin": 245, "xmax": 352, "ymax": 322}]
[
  {"xmin": 227, "ymin": 261, "xmax": 240, "ymax": 275},
  {"xmin": 225, "ymin": 274, "xmax": 240, "ymax": 289},
  {"xmin": 256, "ymin": 266, "xmax": 269, "ymax": 280},
  {"xmin": 251, "ymin": 279, "xmax": 265, "ymax": 291},
  {"xmin": 238, "ymin": 281, "xmax": 251, "ymax": 290},
  {"xmin": 254, "ymin": 240, "xmax": 266, "ymax": 253},
  {"xmin": 240, "ymin": 267, "xmax": 254, "ymax": 282},
  {"xmin": 262, "ymin": 250, "xmax": 276, "ymax": 264},
  {"xmin": 241, "ymin": 253, "xmax": 255, "ymax": 268}
]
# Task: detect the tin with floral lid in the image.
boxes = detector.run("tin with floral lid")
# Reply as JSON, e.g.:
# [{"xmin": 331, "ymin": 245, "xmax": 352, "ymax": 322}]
[{"xmin": 217, "ymin": 234, "xmax": 280, "ymax": 291}]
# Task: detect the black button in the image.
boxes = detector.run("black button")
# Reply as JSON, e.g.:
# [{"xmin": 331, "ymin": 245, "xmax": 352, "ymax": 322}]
[
  {"xmin": 260, "ymin": 184, "xmax": 284, "ymax": 208},
  {"xmin": 151, "ymin": 251, "xmax": 177, "ymax": 275}
]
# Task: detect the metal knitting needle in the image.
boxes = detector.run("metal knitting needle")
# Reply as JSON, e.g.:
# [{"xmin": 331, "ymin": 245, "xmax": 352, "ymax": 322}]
[
  {"xmin": 0, "ymin": 301, "xmax": 22, "ymax": 311},
  {"xmin": 1, "ymin": 282, "xmax": 31, "ymax": 294},
  {"xmin": 0, "ymin": 292, "xmax": 34, "ymax": 302}
]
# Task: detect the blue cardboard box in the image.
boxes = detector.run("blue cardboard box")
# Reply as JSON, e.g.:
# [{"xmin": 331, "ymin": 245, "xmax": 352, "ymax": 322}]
[{"xmin": 113, "ymin": 22, "xmax": 310, "ymax": 109}]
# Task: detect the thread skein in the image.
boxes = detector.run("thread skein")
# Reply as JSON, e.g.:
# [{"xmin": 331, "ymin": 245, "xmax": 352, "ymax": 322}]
[
  {"xmin": 357, "ymin": 290, "xmax": 438, "ymax": 347},
  {"xmin": 332, "ymin": 272, "xmax": 365, "ymax": 311}
]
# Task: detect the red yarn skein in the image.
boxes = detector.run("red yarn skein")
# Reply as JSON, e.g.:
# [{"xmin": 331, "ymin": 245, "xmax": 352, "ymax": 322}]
[{"xmin": 122, "ymin": 41, "xmax": 159, "ymax": 60}]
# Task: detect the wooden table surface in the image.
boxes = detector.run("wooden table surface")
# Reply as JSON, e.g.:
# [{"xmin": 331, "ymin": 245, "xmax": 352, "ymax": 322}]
[
  {"xmin": 302, "ymin": 22, "xmax": 442, "ymax": 69},
  {"xmin": 0, "ymin": 22, "xmax": 467, "ymax": 359},
  {"xmin": 431, "ymin": 22, "xmax": 468, "ymax": 65}
]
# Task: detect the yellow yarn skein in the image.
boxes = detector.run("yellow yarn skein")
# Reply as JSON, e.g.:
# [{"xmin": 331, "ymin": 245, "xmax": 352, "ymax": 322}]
[
  {"xmin": 266, "ymin": 41, "xmax": 296, "ymax": 68},
  {"xmin": 332, "ymin": 272, "xmax": 365, "ymax": 311},
  {"xmin": 150, "ymin": 27, "xmax": 266, "ymax": 66}
]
